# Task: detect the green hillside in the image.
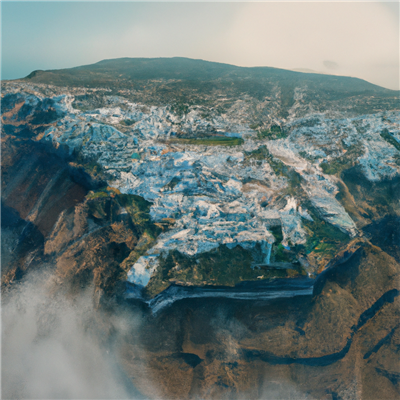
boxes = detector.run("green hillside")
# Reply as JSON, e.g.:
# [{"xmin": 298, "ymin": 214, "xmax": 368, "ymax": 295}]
[{"xmin": 22, "ymin": 58, "xmax": 398, "ymax": 116}]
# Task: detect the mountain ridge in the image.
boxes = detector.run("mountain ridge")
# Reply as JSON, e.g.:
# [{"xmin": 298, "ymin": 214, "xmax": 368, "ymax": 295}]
[
  {"xmin": 2, "ymin": 57, "xmax": 400, "ymax": 399},
  {"xmin": 22, "ymin": 57, "xmax": 397, "ymax": 96}
]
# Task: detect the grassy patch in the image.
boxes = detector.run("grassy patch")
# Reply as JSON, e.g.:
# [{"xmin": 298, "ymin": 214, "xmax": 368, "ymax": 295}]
[
  {"xmin": 274, "ymin": 243, "xmax": 294, "ymax": 262},
  {"xmin": 245, "ymin": 146, "xmax": 303, "ymax": 197},
  {"xmin": 86, "ymin": 186, "xmax": 121, "ymax": 200},
  {"xmin": 145, "ymin": 244, "xmax": 304, "ymax": 297},
  {"xmin": 245, "ymin": 145, "xmax": 270, "ymax": 161},
  {"xmin": 301, "ymin": 204, "xmax": 350, "ymax": 257},
  {"xmin": 320, "ymin": 161, "xmax": 343, "ymax": 175},
  {"xmin": 270, "ymin": 225, "xmax": 283, "ymax": 243},
  {"xmin": 86, "ymin": 190, "xmax": 109, "ymax": 200},
  {"xmin": 257, "ymin": 125, "xmax": 287, "ymax": 140},
  {"xmin": 320, "ymin": 145, "xmax": 364, "ymax": 175},
  {"xmin": 72, "ymin": 151, "xmax": 112, "ymax": 182},
  {"xmin": 173, "ymin": 103, "xmax": 189, "ymax": 116},
  {"xmin": 245, "ymin": 145, "xmax": 284, "ymax": 173},
  {"xmin": 120, "ymin": 119, "xmax": 136, "ymax": 126},
  {"xmin": 86, "ymin": 192, "xmax": 162, "ymax": 239},
  {"xmin": 259, "ymin": 201, "xmax": 353, "ymax": 271},
  {"xmin": 166, "ymin": 136, "xmax": 244, "ymax": 146},
  {"xmin": 117, "ymin": 194, "xmax": 162, "ymax": 238},
  {"xmin": 247, "ymin": 146, "xmax": 288, "ymax": 179},
  {"xmin": 269, "ymin": 226, "xmax": 298, "ymax": 263},
  {"xmin": 250, "ymin": 123, "xmax": 261, "ymax": 130}
]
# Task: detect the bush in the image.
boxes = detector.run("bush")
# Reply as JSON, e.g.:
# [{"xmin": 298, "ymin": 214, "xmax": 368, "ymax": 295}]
[{"xmin": 257, "ymin": 125, "xmax": 287, "ymax": 140}]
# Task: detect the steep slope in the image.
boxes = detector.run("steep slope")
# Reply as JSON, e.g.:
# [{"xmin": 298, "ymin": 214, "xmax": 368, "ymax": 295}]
[
  {"xmin": 119, "ymin": 239, "xmax": 400, "ymax": 400},
  {"xmin": 2, "ymin": 57, "xmax": 400, "ymax": 399},
  {"xmin": 2, "ymin": 67, "xmax": 400, "ymax": 300},
  {"xmin": 1, "ymin": 136, "xmax": 88, "ymax": 284},
  {"xmin": 0, "ymin": 135, "xmax": 169, "ymax": 299}
]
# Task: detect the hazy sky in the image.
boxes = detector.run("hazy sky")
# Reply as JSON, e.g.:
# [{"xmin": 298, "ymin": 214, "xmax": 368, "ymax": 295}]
[{"xmin": 1, "ymin": 1, "xmax": 399, "ymax": 89}]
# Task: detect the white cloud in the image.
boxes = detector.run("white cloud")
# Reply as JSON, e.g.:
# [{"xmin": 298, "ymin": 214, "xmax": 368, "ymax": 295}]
[{"xmin": 2, "ymin": 2, "xmax": 399, "ymax": 89}]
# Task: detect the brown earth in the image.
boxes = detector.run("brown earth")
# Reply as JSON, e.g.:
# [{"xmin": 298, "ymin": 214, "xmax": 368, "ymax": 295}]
[
  {"xmin": 1, "ymin": 132, "xmax": 399, "ymax": 399},
  {"xmin": 0, "ymin": 135, "xmax": 163, "ymax": 298},
  {"xmin": 119, "ymin": 242, "xmax": 400, "ymax": 399}
]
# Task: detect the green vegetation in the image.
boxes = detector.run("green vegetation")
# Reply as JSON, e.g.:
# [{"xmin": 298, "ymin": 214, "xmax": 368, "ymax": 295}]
[
  {"xmin": 380, "ymin": 129, "xmax": 400, "ymax": 152},
  {"xmin": 270, "ymin": 226, "xmax": 283, "ymax": 243},
  {"xmin": 86, "ymin": 190, "xmax": 109, "ymax": 200},
  {"xmin": 285, "ymin": 169, "xmax": 303, "ymax": 197},
  {"xmin": 170, "ymin": 102, "xmax": 191, "ymax": 116},
  {"xmin": 86, "ymin": 190, "xmax": 162, "ymax": 239},
  {"xmin": 269, "ymin": 226, "xmax": 297, "ymax": 263},
  {"xmin": 118, "ymin": 194, "xmax": 162, "ymax": 238},
  {"xmin": 280, "ymin": 85, "xmax": 295, "ymax": 118},
  {"xmin": 245, "ymin": 145, "xmax": 284, "ymax": 173},
  {"xmin": 274, "ymin": 243, "xmax": 293, "ymax": 263},
  {"xmin": 145, "ymin": 244, "xmax": 305, "ymax": 297},
  {"xmin": 268, "ymin": 156, "xmax": 286, "ymax": 176},
  {"xmin": 120, "ymin": 119, "xmax": 136, "ymax": 126},
  {"xmin": 301, "ymin": 204, "xmax": 350, "ymax": 257},
  {"xmin": 257, "ymin": 125, "xmax": 287, "ymax": 140},
  {"xmin": 298, "ymin": 151, "xmax": 315, "ymax": 162},
  {"xmin": 72, "ymin": 150, "xmax": 112, "ymax": 182},
  {"xmin": 84, "ymin": 191, "xmax": 169, "ymax": 281},
  {"xmin": 268, "ymin": 211, "xmax": 347, "ymax": 266},
  {"xmin": 245, "ymin": 146, "xmax": 302, "ymax": 197},
  {"xmin": 320, "ymin": 145, "xmax": 364, "ymax": 175},
  {"xmin": 320, "ymin": 161, "xmax": 342, "ymax": 175},
  {"xmin": 71, "ymin": 92, "xmax": 109, "ymax": 112},
  {"xmin": 245, "ymin": 145, "xmax": 270, "ymax": 161},
  {"xmin": 166, "ymin": 136, "xmax": 244, "ymax": 146},
  {"xmin": 23, "ymin": 58, "xmax": 397, "ymax": 117},
  {"xmin": 80, "ymin": 159, "xmax": 106, "ymax": 179}
]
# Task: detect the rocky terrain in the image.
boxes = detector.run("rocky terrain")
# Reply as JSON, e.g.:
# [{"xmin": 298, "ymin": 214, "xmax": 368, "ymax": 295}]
[{"xmin": 2, "ymin": 58, "xmax": 400, "ymax": 399}]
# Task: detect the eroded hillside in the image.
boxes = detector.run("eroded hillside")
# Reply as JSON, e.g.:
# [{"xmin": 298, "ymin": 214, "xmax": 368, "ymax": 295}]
[{"xmin": 1, "ymin": 59, "xmax": 400, "ymax": 399}]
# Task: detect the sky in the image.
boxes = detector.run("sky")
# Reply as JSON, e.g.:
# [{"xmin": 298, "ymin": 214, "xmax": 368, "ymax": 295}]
[{"xmin": 1, "ymin": 1, "xmax": 399, "ymax": 90}]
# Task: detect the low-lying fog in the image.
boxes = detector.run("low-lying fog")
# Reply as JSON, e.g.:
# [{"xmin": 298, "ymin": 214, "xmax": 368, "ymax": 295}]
[
  {"xmin": 2, "ymin": 270, "xmax": 314, "ymax": 400},
  {"xmin": 2, "ymin": 271, "xmax": 144, "ymax": 399}
]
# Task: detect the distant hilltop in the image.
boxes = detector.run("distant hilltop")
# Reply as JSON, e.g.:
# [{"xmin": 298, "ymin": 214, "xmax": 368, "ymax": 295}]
[
  {"xmin": 18, "ymin": 57, "xmax": 398, "ymax": 119},
  {"xmin": 21, "ymin": 57, "xmax": 391, "ymax": 92}
]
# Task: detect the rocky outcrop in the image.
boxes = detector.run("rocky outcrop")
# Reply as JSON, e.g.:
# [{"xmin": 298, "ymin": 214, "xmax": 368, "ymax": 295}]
[
  {"xmin": 46, "ymin": 193, "xmax": 165, "ymax": 298},
  {"xmin": 119, "ymin": 239, "xmax": 400, "ymax": 399},
  {"xmin": 0, "ymin": 134, "xmax": 165, "ymax": 299},
  {"xmin": 1, "ymin": 136, "xmax": 88, "ymax": 285},
  {"xmin": 2, "ymin": 79, "xmax": 399, "ymax": 298},
  {"xmin": 2, "ymin": 62, "xmax": 400, "ymax": 399}
]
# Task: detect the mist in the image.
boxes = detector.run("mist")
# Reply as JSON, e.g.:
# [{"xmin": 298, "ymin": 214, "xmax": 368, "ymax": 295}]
[
  {"xmin": 2, "ymin": 269, "xmax": 320, "ymax": 400},
  {"xmin": 1, "ymin": 271, "xmax": 144, "ymax": 399}
]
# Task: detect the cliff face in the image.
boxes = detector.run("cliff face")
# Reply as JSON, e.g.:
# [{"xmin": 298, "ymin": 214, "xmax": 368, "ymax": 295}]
[
  {"xmin": 2, "ymin": 121, "xmax": 399, "ymax": 400},
  {"xmin": 2, "ymin": 59, "xmax": 400, "ymax": 399},
  {"xmin": 1, "ymin": 135, "xmax": 166, "ymax": 299},
  {"xmin": 45, "ymin": 192, "xmax": 167, "ymax": 298},
  {"xmin": 119, "ymin": 241, "xmax": 400, "ymax": 400},
  {"xmin": 3, "ymin": 74, "xmax": 400, "ymax": 295},
  {"xmin": 1, "ymin": 136, "xmax": 86, "ymax": 284}
]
